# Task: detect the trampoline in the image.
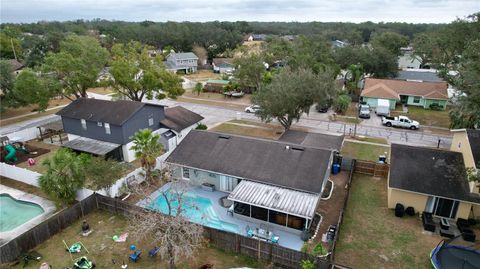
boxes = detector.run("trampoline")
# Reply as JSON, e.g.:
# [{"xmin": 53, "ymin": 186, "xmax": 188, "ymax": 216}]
[{"xmin": 430, "ymin": 236, "xmax": 480, "ymax": 269}]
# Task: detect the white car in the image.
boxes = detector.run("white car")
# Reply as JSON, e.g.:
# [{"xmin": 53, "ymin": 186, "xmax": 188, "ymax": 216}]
[{"xmin": 245, "ymin": 105, "xmax": 260, "ymax": 113}]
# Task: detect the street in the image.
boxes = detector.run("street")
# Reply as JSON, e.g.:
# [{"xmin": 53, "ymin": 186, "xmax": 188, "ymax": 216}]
[{"xmin": 0, "ymin": 97, "xmax": 453, "ymax": 149}]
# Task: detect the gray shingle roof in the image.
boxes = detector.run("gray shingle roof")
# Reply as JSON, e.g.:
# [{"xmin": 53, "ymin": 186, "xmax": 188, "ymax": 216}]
[
  {"xmin": 168, "ymin": 52, "xmax": 198, "ymax": 60},
  {"xmin": 389, "ymin": 144, "xmax": 480, "ymax": 204},
  {"xmin": 56, "ymin": 98, "xmax": 163, "ymax": 126},
  {"xmin": 160, "ymin": 106, "xmax": 204, "ymax": 132},
  {"xmin": 166, "ymin": 130, "xmax": 333, "ymax": 194},
  {"xmin": 279, "ymin": 130, "xmax": 344, "ymax": 151},
  {"xmin": 467, "ymin": 129, "xmax": 480, "ymax": 167},
  {"xmin": 395, "ymin": 70, "xmax": 443, "ymax": 82}
]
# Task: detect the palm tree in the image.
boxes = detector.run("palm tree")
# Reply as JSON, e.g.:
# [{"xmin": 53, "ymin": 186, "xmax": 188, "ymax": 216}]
[
  {"xmin": 130, "ymin": 128, "xmax": 163, "ymax": 182},
  {"xmin": 39, "ymin": 148, "xmax": 87, "ymax": 206}
]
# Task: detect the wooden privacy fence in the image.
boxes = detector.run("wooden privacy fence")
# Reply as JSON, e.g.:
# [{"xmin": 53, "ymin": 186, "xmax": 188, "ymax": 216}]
[
  {"xmin": 353, "ymin": 160, "xmax": 389, "ymax": 178},
  {"xmin": 95, "ymin": 195, "xmax": 331, "ymax": 269},
  {"xmin": 0, "ymin": 195, "xmax": 98, "ymax": 264}
]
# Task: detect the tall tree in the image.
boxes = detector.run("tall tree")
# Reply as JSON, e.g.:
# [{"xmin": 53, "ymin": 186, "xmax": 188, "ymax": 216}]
[
  {"xmin": 43, "ymin": 35, "xmax": 109, "ymax": 99},
  {"xmin": 253, "ymin": 67, "xmax": 336, "ymax": 130},
  {"xmin": 13, "ymin": 69, "xmax": 61, "ymax": 111},
  {"xmin": 370, "ymin": 31, "xmax": 409, "ymax": 56},
  {"xmin": 233, "ymin": 54, "xmax": 266, "ymax": 92},
  {"xmin": 84, "ymin": 157, "xmax": 125, "ymax": 196},
  {"xmin": 288, "ymin": 35, "xmax": 338, "ymax": 75},
  {"xmin": 449, "ymin": 39, "xmax": 480, "ymax": 128},
  {"xmin": 39, "ymin": 149, "xmax": 88, "ymax": 206},
  {"xmin": 0, "ymin": 60, "xmax": 16, "ymax": 109},
  {"xmin": 130, "ymin": 165, "xmax": 203, "ymax": 269},
  {"xmin": 0, "ymin": 27, "xmax": 22, "ymax": 59},
  {"xmin": 130, "ymin": 129, "xmax": 163, "ymax": 182},
  {"xmin": 110, "ymin": 41, "xmax": 184, "ymax": 101}
]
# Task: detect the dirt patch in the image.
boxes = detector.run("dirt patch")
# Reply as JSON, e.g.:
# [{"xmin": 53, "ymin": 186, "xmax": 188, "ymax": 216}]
[
  {"xmin": 0, "ymin": 142, "xmax": 50, "ymax": 164},
  {"xmin": 312, "ymin": 171, "xmax": 350, "ymax": 250}
]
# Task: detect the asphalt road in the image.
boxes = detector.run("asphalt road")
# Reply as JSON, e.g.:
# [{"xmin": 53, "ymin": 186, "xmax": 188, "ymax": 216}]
[{"xmin": 0, "ymin": 98, "xmax": 453, "ymax": 149}]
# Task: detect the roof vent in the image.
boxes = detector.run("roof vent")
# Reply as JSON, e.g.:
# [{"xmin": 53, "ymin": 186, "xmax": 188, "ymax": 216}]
[
  {"xmin": 285, "ymin": 145, "xmax": 290, "ymax": 150},
  {"xmin": 219, "ymin": 135, "xmax": 230, "ymax": 139}
]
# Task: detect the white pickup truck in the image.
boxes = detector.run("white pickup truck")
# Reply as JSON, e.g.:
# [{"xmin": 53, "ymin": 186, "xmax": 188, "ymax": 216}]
[{"xmin": 382, "ymin": 115, "xmax": 420, "ymax": 130}]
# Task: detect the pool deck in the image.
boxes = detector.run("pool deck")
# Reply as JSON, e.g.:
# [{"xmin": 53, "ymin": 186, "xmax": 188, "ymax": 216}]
[
  {"xmin": 138, "ymin": 183, "xmax": 306, "ymax": 251},
  {"xmin": 0, "ymin": 184, "xmax": 56, "ymax": 246}
]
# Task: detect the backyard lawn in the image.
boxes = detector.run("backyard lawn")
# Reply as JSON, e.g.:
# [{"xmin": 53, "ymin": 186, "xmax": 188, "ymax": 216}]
[
  {"xmin": 391, "ymin": 106, "xmax": 451, "ymax": 128},
  {"xmin": 334, "ymin": 174, "xmax": 439, "ymax": 269},
  {"xmin": 14, "ymin": 210, "xmax": 258, "ymax": 269},
  {"xmin": 183, "ymin": 70, "xmax": 222, "ymax": 82},
  {"xmin": 210, "ymin": 120, "xmax": 284, "ymax": 140},
  {"xmin": 341, "ymin": 140, "xmax": 390, "ymax": 162}
]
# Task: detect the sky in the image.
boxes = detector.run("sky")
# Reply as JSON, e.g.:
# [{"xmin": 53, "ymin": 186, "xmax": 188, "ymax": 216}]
[{"xmin": 1, "ymin": 0, "xmax": 479, "ymax": 24}]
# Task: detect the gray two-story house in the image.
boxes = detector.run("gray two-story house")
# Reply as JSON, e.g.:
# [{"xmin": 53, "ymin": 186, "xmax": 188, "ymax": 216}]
[
  {"xmin": 164, "ymin": 52, "xmax": 198, "ymax": 74},
  {"xmin": 57, "ymin": 98, "xmax": 165, "ymax": 162}
]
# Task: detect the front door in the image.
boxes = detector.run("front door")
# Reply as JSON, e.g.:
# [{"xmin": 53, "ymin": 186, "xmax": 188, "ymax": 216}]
[{"xmin": 400, "ymin": 95, "xmax": 408, "ymax": 104}]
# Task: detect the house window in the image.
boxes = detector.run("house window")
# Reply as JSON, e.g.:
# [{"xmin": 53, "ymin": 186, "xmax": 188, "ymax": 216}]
[
  {"xmin": 148, "ymin": 116, "xmax": 154, "ymax": 126},
  {"xmin": 104, "ymin": 123, "xmax": 111, "ymax": 134},
  {"xmin": 97, "ymin": 122, "xmax": 102, "ymax": 127},
  {"xmin": 433, "ymin": 197, "xmax": 459, "ymax": 219},
  {"xmin": 413, "ymin": 96, "xmax": 421, "ymax": 103},
  {"xmin": 182, "ymin": 167, "xmax": 190, "ymax": 179},
  {"xmin": 81, "ymin": 119, "xmax": 87, "ymax": 130}
]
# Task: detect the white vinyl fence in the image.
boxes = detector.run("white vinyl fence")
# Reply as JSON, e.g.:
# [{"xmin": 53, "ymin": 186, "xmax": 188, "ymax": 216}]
[{"xmin": 0, "ymin": 162, "xmax": 145, "ymax": 201}]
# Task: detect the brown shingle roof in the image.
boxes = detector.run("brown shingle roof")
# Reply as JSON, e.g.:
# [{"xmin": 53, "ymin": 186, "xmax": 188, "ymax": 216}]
[
  {"xmin": 6, "ymin": 59, "xmax": 24, "ymax": 71},
  {"xmin": 361, "ymin": 78, "xmax": 448, "ymax": 100}
]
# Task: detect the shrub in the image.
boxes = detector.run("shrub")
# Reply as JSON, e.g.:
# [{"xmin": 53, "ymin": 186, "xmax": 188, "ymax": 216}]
[
  {"xmin": 312, "ymin": 243, "xmax": 327, "ymax": 256},
  {"xmin": 300, "ymin": 260, "xmax": 315, "ymax": 269},
  {"xmin": 429, "ymin": 103, "xmax": 443, "ymax": 110},
  {"xmin": 196, "ymin": 123, "xmax": 208, "ymax": 130},
  {"xmin": 333, "ymin": 94, "xmax": 352, "ymax": 114}
]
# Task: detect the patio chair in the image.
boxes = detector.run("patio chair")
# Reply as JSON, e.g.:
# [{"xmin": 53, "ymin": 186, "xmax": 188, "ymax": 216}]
[
  {"xmin": 129, "ymin": 251, "xmax": 141, "ymax": 262},
  {"xmin": 148, "ymin": 246, "xmax": 159, "ymax": 257},
  {"xmin": 245, "ymin": 226, "xmax": 253, "ymax": 237}
]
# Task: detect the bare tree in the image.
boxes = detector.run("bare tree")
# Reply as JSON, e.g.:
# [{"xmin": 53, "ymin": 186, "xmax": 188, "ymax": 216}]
[{"xmin": 129, "ymin": 164, "xmax": 204, "ymax": 269}]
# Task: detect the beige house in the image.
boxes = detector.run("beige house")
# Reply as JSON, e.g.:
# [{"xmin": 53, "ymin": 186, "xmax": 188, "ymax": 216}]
[
  {"xmin": 450, "ymin": 129, "xmax": 480, "ymax": 217},
  {"xmin": 387, "ymin": 144, "xmax": 480, "ymax": 220}
]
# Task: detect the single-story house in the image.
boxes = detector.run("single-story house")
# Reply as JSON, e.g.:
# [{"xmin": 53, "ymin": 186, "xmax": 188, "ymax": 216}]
[
  {"xmin": 57, "ymin": 99, "xmax": 202, "ymax": 162},
  {"xmin": 166, "ymin": 130, "xmax": 335, "ymax": 234},
  {"xmin": 164, "ymin": 52, "xmax": 198, "ymax": 74},
  {"xmin": 212, "ymin": 58, "xmax": 235, "ymax": 73},
  {"xmin": 159, "ymin": 106, "xmax": 204, "ymax": 152},
  {"xmin": 6, "ymin": 59, "xmax": 24, "ymax": 75},
  {"xmin": 451, "ymin": 129, "xmax": 480, "ymax": 196},
  {"xmin": 398, "ymin": 54, "xmax": 422, "ymax": 69},
  {"xmin": 388, "ymin": 144, "xmax": 480, "ymax": 220},
  {"xmin": 361, "ymin": 78, "xmax": 449, "ymax": 110}
]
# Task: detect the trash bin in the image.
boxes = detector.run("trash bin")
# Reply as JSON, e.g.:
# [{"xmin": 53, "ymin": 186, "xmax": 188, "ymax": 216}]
[{"xmin": 332, "ymin": 164, "xmax": 340, "ymax": 174}]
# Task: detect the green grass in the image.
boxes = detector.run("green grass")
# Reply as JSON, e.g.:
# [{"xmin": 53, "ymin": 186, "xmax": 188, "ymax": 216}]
[
  {"xmin": 335, "ymin": 174, "xmax": 439, "ymax": 269},
  {"xmin": 15, "ymin": 210, "xmax": 258, "ymax": 269},
  {"xmin": 350, "ymin": 136, "xmax": 389, "ymax": 145},
  {"xmin": 210, "ymin": 122, "xmax": 283, "ymax": 140},
  {"xmin": 341, "ymin": 141, "xmax": 390, "ymax": 161},
  {"xmin": 391, "ymin": 106, "xmax": 451, "ymax": 128}
]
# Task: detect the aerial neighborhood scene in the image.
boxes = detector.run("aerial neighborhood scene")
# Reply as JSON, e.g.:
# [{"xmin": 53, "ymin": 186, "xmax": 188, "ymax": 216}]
[{"xmin": 1, "ymin": 1, "xmax": 480, "ymax": 268}]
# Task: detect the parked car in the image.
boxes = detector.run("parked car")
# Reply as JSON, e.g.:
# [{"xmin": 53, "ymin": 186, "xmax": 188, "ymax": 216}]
[
  {"xmin": 382, "ymin": 115, "xmax": 419, "ymax": 130},
  {"xmin": 358, "ymin": 104, "xmax": 371, "ymax": 119},
  {"xmin": 245, "ymin": 105, "xmax": 260, "ymax": 113},
  {"xmin": 316, "ymin": 100, "xmax": 332, "ymax": 113}
]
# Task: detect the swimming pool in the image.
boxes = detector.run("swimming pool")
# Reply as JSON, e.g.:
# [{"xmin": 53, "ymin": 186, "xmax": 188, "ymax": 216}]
[
  {"xmin": 0, "ymin": 194, "xmax": 45, "ymax": 232},
  {"xmin": 148, "ymin": 191, "xmax": 239, "ymax": 233}
]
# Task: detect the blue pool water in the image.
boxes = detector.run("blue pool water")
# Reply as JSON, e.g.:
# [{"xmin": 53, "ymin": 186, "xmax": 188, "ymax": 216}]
[
  {"xmin": 0, "ymin": 194, "xmax": 44, "ymax": 232},
  {"xmin": 148, "ymin": 191, "xmax": 239, "ymax": 233}
]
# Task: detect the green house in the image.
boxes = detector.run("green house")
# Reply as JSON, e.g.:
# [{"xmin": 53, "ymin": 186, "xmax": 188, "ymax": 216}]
[{"xmin": 360, "ymin": 78, "xmax": 448, "ymax": 110}]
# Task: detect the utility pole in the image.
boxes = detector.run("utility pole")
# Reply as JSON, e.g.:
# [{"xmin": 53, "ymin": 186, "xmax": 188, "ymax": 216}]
[{"xmin": 10, "ymin": 38, "xmax": 18, "ymax": 60}]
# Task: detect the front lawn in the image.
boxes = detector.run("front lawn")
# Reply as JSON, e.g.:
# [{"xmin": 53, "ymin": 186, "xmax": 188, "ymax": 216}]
[
  {"xmin": 210, "ymin": 121, "xmax": 284, "ymax": 140},
  {"xmin": 341, "ymin": 141, "xmax": 390, "ymax": 162},
  {"xmin": 391, "ymin": 106, "xmax": 451, "ymax": 128},
  {"xmin": 15, "ymin": 210, "xmax": 258, "ymax": 269},
  {"xmin": 335, "ymin": 174, "xmax": 439, "ymax": 268}
]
